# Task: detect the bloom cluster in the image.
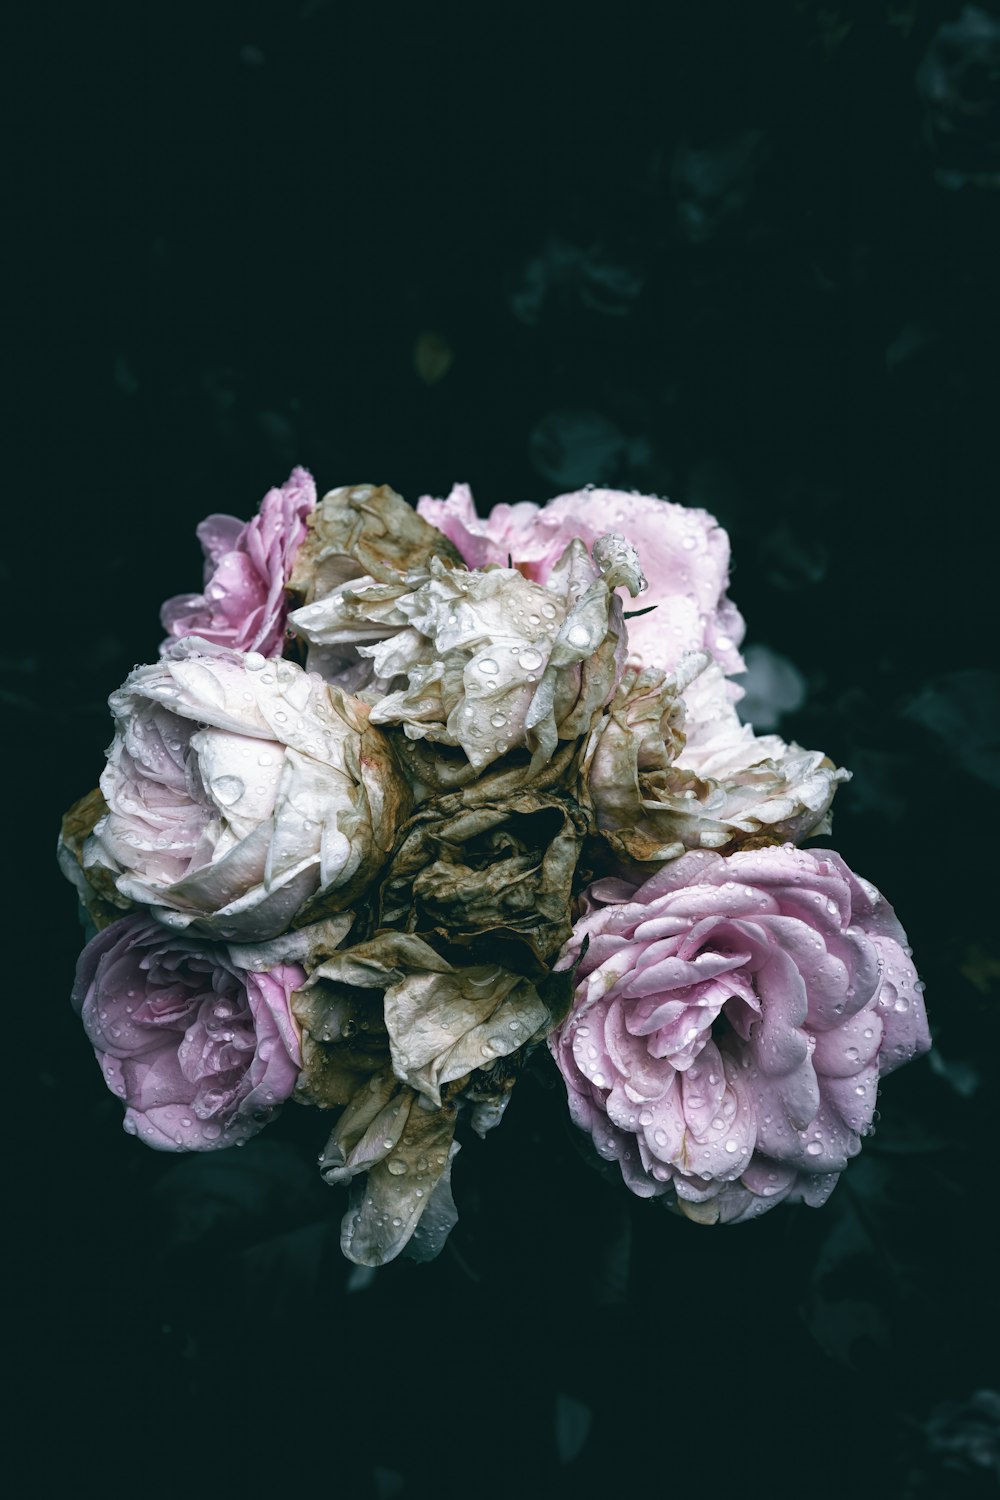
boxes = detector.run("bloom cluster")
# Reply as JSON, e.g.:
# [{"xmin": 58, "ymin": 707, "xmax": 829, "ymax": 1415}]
[{"xmin": 60, "ymin": 469, "xmax": 930, "ymax": 1263}]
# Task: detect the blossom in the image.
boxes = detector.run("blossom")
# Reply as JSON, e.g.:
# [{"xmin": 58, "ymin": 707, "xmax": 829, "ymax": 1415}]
[
  {"xmin": 416, "ymin": 482, "xmax": 744, "ymax": 674},
  {"xmin": 290, "ymin": 534, "xmax": 644, "ymax": 775},
  {"xmin": 82, "ymin": 639, "xmax": 409, "ymax": 941},
  {"xmin": 549, "ymin": 846, "xmax": 929, "ymax": 1223},
  {"xmin": 583, "ymin": 654, "xmax": 848, "ymax": 864},
  {"xmin": 72, "ymin": 913, "xmax": 304, "ymax": 1150},
  {"xmin": 160, "ymin": 466, "xmax": 316, "ymax": 658}
]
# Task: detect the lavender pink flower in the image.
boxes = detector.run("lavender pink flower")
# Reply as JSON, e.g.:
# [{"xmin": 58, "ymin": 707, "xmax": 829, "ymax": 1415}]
[
  {"xmin": 160, "ymin": 466, "xmax": 316, "ymax": 658},
  {"xmin": 550, "ymin": 846, "xmax": 929, "ymax": 1223},
  {"xmin": 416, "ymin": 482, "xmax": 745, "ymax": 675},
  {"xmin": 72, "ymin": 913, "xmax": 304, "ymax": 1150}
]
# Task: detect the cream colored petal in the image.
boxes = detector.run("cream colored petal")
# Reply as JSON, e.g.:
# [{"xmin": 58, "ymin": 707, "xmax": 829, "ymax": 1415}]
[{"xmin": 339, "ymin": 1100, "xmax": 460, "ymax": 1266}]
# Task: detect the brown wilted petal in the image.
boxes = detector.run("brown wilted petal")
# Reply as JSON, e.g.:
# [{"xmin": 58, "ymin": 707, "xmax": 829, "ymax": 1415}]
[
  {"xmin": 384, "ymin": 962, "xmax": 552, "ymax": 1106},
  {"xmin": 581, "ymin": 662, "xmax": 693, "ymax": 861},
  {"xmin": 287, "ymin": 482, "xmax": 462, "ymax": 605},
  {"xmin": 57, "ymin": 788, "xmax": 133, "ymax": 931},
  {"xmin": 291, "ymin": 939, "xmax": 413, "ymax": 1108},
  {"xmin": 379, "ymin": 782, "xmax": 591, "ymax": 975}
]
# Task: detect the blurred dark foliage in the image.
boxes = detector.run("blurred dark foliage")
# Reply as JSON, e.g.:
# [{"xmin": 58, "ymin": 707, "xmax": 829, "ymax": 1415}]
[{"xmin": 8, "ymin": 0, "xmax": 1000, "ymax": 1495}]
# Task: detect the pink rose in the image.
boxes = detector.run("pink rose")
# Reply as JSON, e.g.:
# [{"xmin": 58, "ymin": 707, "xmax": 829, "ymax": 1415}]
[
  {"xmin": 549, "ymin": 846, "xmax": 929, "ymax": 1223},
  {"xmin": 416, "ymin": 482, "xmax": 745, "ymax": 675},
  {"xmin": 160, "ymin": 466, "xmax": 316, "ymax": 658},
  {"xmin": 72, "ymin": 914, "xmax": 304, "ymax": 1150}
]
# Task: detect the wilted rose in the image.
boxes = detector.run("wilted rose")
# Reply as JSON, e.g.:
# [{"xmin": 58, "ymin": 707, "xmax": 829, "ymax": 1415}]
[
  {"xmin": 285, "ymin": 482, "xmax": 464, "ymax": 691},
  {"xmin": 81, "ymin": 639, "xmax": 409, "ymax": 941},
  {"xmin": 379, "ymin": 748, "xmax": 590, "ymax": 975},
  {"xmin": 550, "ymin": 846, "xmax": 930, "ymax": 1222},
  {"xmin": 72, "ymin": 913, "xmax": 304, "ymax": 1150},
  {"xmin": 160, "ymin": 466, "xmax": 315, "ymax": 658},
  {"xmin": 417, "ymin": 482, "xmax": 745, "ymax": 675},
  {"xmin": 293, "ymin": 931, "xmax": 568, "ymax": 1263},
  {"xmin": 290, "ymin": 534, "xmax": 645, "ymax": 775},
  {"xmin": 583, "ymin": 654, "xmax": 847, "ymax": 865}
]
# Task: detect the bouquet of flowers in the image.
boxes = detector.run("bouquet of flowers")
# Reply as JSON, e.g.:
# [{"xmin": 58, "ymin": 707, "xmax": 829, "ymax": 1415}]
[{"xmin": 58, "ymin": 470, "xmax": 930, "ymax": 1266}]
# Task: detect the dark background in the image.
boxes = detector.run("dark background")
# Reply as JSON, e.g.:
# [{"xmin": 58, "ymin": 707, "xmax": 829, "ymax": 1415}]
[{"xmin": 10, "ymin": 1, "xmax": 1000, "ymax": 1495}]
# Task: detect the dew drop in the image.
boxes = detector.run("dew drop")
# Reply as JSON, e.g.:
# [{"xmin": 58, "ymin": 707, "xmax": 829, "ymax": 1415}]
[
  {"xmin": 519, "ymin": 648, "xmax": 543, "ymax": 671},
  {"xmin": 478, "ymin": 657, "xmax": 499, "ymax": 675},
  {"xmin": 212, "ymin": 775, "xmax": 244, "ymax": 807}
]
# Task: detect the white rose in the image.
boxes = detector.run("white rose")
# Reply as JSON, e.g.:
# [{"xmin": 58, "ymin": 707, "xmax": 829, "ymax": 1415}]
[{"xmin": 83, "ymin": 639, "xmax": 409, "ymax": 940}]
